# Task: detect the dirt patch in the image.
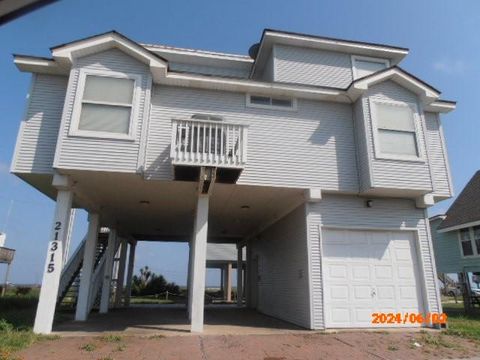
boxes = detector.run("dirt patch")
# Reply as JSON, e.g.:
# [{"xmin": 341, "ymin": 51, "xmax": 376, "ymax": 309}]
[{"xmin": 18, "ymin": 331, "xmax": 480, "ymax": 360}]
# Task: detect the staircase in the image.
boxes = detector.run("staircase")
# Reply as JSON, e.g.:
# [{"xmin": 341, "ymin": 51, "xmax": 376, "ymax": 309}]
[{"xmin": 57, "ymin": 232, "xmax": 109, "ymax": 308}]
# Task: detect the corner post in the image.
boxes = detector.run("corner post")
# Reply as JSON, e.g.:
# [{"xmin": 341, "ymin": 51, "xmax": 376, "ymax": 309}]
[
  {"xmin": 114, "ymin": 238, "xmax": 128, "ymax": 307},
  {"xmin": 33, "ymin": 174, "xmax": 73, "ymax": 334},
  {"xmin": 75, "ymin": 213, "xmax": 100, "ymax": 321}
]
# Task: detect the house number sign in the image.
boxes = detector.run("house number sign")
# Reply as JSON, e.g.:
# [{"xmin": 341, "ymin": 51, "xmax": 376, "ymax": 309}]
[{"xmin": 44, "ymin": 221, "xmax": 63, "ymax": 276}]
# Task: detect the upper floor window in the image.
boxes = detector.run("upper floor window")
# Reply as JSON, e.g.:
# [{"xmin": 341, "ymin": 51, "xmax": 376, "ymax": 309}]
[
  {"xmin": 370, "ymin": 100, "xmax": 423, "ymax": 161},
  {"xmin": 70, "ymin": 70, "xmax": 141, "ymax": 140},
  {"xmin": 352, "ymin": 56, "xmax": 389, "ymax": 79},
  {"xmin": 458, "ymin": 226, "xmax": 480, "ymax": 257},
  {"xmin": 246, "ymin": 94, "xmax": 297, "ymax": 111}
]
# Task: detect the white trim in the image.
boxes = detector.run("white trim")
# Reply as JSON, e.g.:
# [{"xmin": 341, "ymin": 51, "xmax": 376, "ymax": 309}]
[
  {"xmin": 369, "ymin": 98, "xmax": 425, "ymax": 162},
  {"xmin": 437, "ymin": 219, "xmax": 480, "ymax": 233},
  {"xmin": 351, "ymin": 55, "xmax": 390, "ymax": 80},
  {"xmin": 245, "ymin": 94, "xmax": 297, "ymax": 111},
  {"xmin": 136, "ymin": 74, "xmax": 153, "ymax": 172},
  {"xmin": 424, "ymin": 212, "xmax": 443, "ymax": 319},
  {"xmin": 303, "ymin": 204, "xmax": 314, "ymax": 329},
  {"xmin": 69, "ymin": 69, "xmax": 142, "ymax": 141},
  {"xmin": 438, "ymin": 115, "xmax": 455, "ymax": 196},
  {"xmin": 144, "ymin": 44, "xmax": 253, "ymax": 62},
  {"xmin": 457, "ymin": 227, "xmax": 480, "ymax": 259}
]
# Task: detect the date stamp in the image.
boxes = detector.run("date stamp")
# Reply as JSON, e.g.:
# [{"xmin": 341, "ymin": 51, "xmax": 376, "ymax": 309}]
[{"xmin": 372, "ymin": 312, "xmax": 447, "ymax": 325}]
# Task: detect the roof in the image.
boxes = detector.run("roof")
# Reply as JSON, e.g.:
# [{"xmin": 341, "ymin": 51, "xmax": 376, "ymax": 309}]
[{"xmin": 438, "ymin": 171, "xmax": 480, "ymax": 232}]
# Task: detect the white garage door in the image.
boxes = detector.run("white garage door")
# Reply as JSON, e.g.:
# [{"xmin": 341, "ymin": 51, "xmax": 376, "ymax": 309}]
[{"xmin": 323, "ymin": 229, "xmax": 424, "ymax": 328}]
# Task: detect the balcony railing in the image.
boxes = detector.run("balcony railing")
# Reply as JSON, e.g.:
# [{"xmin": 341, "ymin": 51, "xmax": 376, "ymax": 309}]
[{"xmin": 170, "ymin": 118, "xmax": 248, "ymax": 168}]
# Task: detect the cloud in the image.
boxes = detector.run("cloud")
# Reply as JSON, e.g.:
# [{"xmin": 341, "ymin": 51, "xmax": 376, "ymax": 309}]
[{"xmin": 433, "ymin": 59, "xmax": 466, "ymax": 75}]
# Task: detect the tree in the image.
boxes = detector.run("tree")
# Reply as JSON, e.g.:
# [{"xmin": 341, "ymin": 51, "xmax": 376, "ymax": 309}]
[{"xmin": 131, "ymin": 266, "xmax": 179, "ymax": 296}]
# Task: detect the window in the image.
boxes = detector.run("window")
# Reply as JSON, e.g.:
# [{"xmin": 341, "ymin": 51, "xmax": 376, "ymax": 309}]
[
  {"xmin": 371, "ymin": 100, "xmax": 422, "ymax": 161},
  {"xmin": 352, "ymin": 56, "xmax": 389, "ymax": 79},
  {"xmin": 246, "ymin": 95, "xmax": 296, "ymax": 110},
  {"xmin": 460, "ymin": 228, "xmax": 474, "ymax": 256},
  {"xmin": 458, "ymin": 227, "xmax": 480, "ymax": 257},
  {"xmin": 71, "ymin": 70, "xmax": 140, "ymax": 139}
]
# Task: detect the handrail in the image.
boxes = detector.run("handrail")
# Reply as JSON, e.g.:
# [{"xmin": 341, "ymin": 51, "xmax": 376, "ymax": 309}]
[
  {"xmin": 57, "ymin": 234, "xmax": 87, "ymax": 301},
  {"xmin": 171, "ymin": 118, "xmax": 248, "ymax": 168}
]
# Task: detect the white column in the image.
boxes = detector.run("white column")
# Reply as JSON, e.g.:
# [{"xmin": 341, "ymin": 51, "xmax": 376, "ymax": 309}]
[
  {"xmin": 246, "ymin": 242, "xmax": 252, "ymax": 308},
  {"xmin": 124, "ymin": 241, "xmax": 137, "ymax": 307},
  {"xmin": 237, "ymin": 244, "xmax": 243, "ymax": 307},
  {"xmin": 99, "ymin": 229, "xmax": 117, "ymax": 314},
  {"xmin": 187, "ymin": 236, "xmax": 194, "ymax": 319},
  {"xmin": 62, "ymin": 209, "xmax": 76, "ymax": 267},
  {"xmin": 220, "ymin": 267, "xmax": 224, "ymax": 296},
  {"xmin": 114, "ymin": 238, "xmax": 128, "ymax": 307},
  {"xmin": 225, "ymin": 262, "xmax": 232, "ymax": 302},
  {"xmin": 33, "ymin": 178, "xmax": 73, "ymax": 334},
  {"xmin": 189, "ymin": 195, "xmax": 209, "ymax": 332},
  {"xmin": 75, "ymin": 213, "xmax": 100, "ymax": 321}
]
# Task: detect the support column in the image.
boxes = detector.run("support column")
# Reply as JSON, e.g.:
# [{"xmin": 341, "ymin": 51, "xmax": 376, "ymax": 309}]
[
  {"xmin": 187, "ymin": 240, "xmax": 194, "ymax": 319},
  {"xmin": 220, "ymin": 267, "xmax": 224, "ymax": 297},
  {"xmin": 225, "ymin": 262, "xmax": 232, "ymax": 302},
  {"xmin": 189, "ymin": 195, "xmax": 209, "ymax": 332},
  {"xmin": 114, "ymin": 238, "xmax": 128, "ymax": 307},
  {"xmin": 246, "ymin": 241, "xmax": 252, "ymax": 308},
  {"xmin": 124, "ymin": 241, "xmax": 137, "ymax": 307},
  {"xmin": 99, "ymin": 229, "xmax": 117, "ymax": 314},
  {"xmin": 33, "ymin": 174, "xmax": 73, "ymax": 334},
  {"xmin": 237, "ymin": 245, "xmax": 243, "ymax": 307},
  {"xmin": 75, "ymin": 213, "xmax": 100, "ymax": 321}
]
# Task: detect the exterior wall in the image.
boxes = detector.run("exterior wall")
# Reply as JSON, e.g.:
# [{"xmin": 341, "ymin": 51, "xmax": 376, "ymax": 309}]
[
  {"xmin": 261, "ymin": 51, "xmax": 275, "ymax": 82},
  {"xmin": 360, "ymin": 81, "xmax": 433, "ymax": 192},
  {"xmin": 54, "ymin": 49, "xmax": 151, "ymax": 173},
  {"xmin": 307, "ymin": 194, "xmax": 441, "ymax": 329},
  {"xmin": 424, "ymin": 112, "xmax": 453, "ymax": 198},
  {"xmin": 145, "ymin": 85, "xmax": 359, "ymax": 193},
  {"xmin": 169, "ymin": 62, "xmax": 250, "ymax": 78},
  {"xmin": 250, "ymin": 204, "xmax": 311, "ymax": 328},
  {"xmin": 273, "ymin": 45, "xmax": 353, "ymax": 88},
  {"xmin": 206, "ymin": 243, "xmax": 245, "ymax": 262},
  {"xmin": 12, "ymin": 74, "xmax": 68, "ymax": 174},
  {"xmin": 430, "ymin": 219, "xmax": 480, "ymax": 273}
]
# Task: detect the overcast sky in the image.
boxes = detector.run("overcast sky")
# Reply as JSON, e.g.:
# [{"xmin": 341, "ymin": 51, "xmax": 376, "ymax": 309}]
[{"xmin": 0, "ymin": 0, "xmax": 478, "ymax": 285}]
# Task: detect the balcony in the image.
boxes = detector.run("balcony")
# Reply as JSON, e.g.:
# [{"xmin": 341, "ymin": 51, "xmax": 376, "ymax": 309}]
[{"xmin": 170, "ymin": 118, "xmax": 248, "ymax": 183}]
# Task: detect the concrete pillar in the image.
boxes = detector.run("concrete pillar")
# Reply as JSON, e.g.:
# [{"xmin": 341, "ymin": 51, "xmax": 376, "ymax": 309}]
[
  {"xmin": 114, "ymin": 238, "xmax": 128, "ymax": 307},
  {"xmin": 33, "ymin": 175, "xmax": 73, "ymax": 334},
  {"xmin": 187, "ymin": 239, "xmax": 194, "ymax": 319},
  {"xmin": 189, "ymin": 195, "xmax": 209, "ymax": 332},
  {"xmin": 237, "ymin": 245, "xmax": 243, "ymax": 306},
  {"xmin": 246, "ymin": 242, "xmax": 252, "ymax": 308},
  {"xmin": 124, "ymin": 241, "xmax": 137, "ymax": 307},
  {"xmin": 225, "ymin": 262, "xmax": 232, "ymax": 302},
  {"xmin": 75, "ymin": 213, "xmax": 100, "ymax": 321},
  {"xmin": 99, "ymin": 229, "xmax": 117, "ymax": 314},
  {"xmin": 220, "ymin": 267, "xmax": 224, "ymax": 296}
]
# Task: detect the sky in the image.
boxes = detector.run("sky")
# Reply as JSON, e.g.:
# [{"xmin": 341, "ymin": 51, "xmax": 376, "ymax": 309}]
[{"xmin": 0, "ymin": 0, "xmax": 479, "ymax": 286}]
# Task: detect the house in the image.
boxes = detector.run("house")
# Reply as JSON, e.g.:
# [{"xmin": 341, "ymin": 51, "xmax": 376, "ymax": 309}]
[
  {"xmin": 10, "ymin": 29, "xmax": 456, "ymax": 334},
  {"xmin": 206, "ymin": 243, "xmax": 246, "ymax": 302},
  {"xmin": 430, "ymin": 171, "xmax": 480, "ymax": 307}
]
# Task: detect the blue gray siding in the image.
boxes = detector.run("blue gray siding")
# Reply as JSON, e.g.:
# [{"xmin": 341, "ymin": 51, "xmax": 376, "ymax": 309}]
[
  {"xmin": 307, "ymin": 194, "xmax": 441, "ymax": 329},
  {"xmin": 360, "ymin": 81, "xmax": 433, "ymax": 192},
  {"xmin": 12, "ymin": 74, "xmax": 68, "ymax": 174},
  {"xmin": 424, "ymin": 113, "xmax": 453, "ymax": 198},
  {"xmin": 169, "ymin": 62, "xmax": 250, "ymax": 78},
  {"xmin": 273, "ymin": 45, "xmax": 353, "ymax": 88},
  {"xmin": 251, "ymin": 204, "xmax": 311, "ymax": 328},
  {"xmin": 430, "ymin": 219, "xmax": 480, "ymax": 273},
  {"xmin": 145, "ymin": 85, "xmax": 359, "ymax": 192},
  {"xmin": 54, "ymin": 49, "xmax": 151, "ymax": 172}
]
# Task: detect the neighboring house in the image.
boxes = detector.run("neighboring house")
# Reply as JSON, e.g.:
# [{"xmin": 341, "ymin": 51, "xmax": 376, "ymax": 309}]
[
  {"xmin": 10, "ymin": 29, "xmax": 456, "ymax": 334},
  {"xmin": 206, "ymin": 243, "xmax": 246, "ymax": 302},
  {"xmin": 430, "ymin": 171, "xmax": 480, "ymax": 301}
]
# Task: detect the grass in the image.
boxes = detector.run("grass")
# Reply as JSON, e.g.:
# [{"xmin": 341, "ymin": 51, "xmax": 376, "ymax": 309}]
[
  {"xmin": 443, "ymin": 303, "xmax": 480, "ymax": 341},
  {"xmin": 129, "ymin": 296, "xmax": 175, "ymax": 305},
  {"xmin": 101, "ymin": 334, "xmax": 123, "ymax": 343},
  {"xmin": 80, "ymin": 343, "xmax": 97, "ymax": 352}
]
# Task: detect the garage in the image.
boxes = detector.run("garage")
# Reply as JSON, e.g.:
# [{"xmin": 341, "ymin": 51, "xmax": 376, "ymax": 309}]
[{"xmin": 322, "ymin": 229, "xmax": 425, "ymax": 328}]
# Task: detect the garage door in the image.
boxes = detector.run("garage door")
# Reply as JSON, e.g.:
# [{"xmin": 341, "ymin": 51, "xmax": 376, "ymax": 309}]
[{"xmin": 323, "ymin": 229, "xmax": 424, "ymax": 328}]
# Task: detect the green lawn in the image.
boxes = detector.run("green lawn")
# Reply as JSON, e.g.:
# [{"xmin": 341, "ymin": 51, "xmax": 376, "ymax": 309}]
[{"xmin": 443, "ymin": 302, "xmax": 480, "ymax": 341}]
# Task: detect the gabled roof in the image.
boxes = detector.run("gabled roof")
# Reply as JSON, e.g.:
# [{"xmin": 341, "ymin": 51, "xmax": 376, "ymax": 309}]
[
  {"xmin": 438, "ymin": 171, "xmax": 480, "ymax": 232},
  {"xmin": 251, "ymin": 28, "xmax": 409, "ymax": 79},
  {"xmin": 347, "ymin": 66, "xmax": 440, "ymax": 103}
]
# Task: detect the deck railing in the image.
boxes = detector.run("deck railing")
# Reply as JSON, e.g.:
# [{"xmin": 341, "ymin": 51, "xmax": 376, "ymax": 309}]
[{"xmin": 170, "ymin": 118, "xmax": 248, "ymax": 168}]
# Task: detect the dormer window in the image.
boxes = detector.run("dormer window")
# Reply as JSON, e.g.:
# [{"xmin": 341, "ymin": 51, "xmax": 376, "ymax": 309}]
[
  {"xmin": 246, "ymin": 94, "xmax": 297, "ymax": 111},
  {"xmin": 370, "ymin": 99, "xmax": 423, "ymax": 161},
  {"xmin": 352, "ymin": 56, "xmax": 389, "ymax": 79},
  {"xmin": 70, "ymin": 70, "xmax": 141, "ymax": 140}
]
